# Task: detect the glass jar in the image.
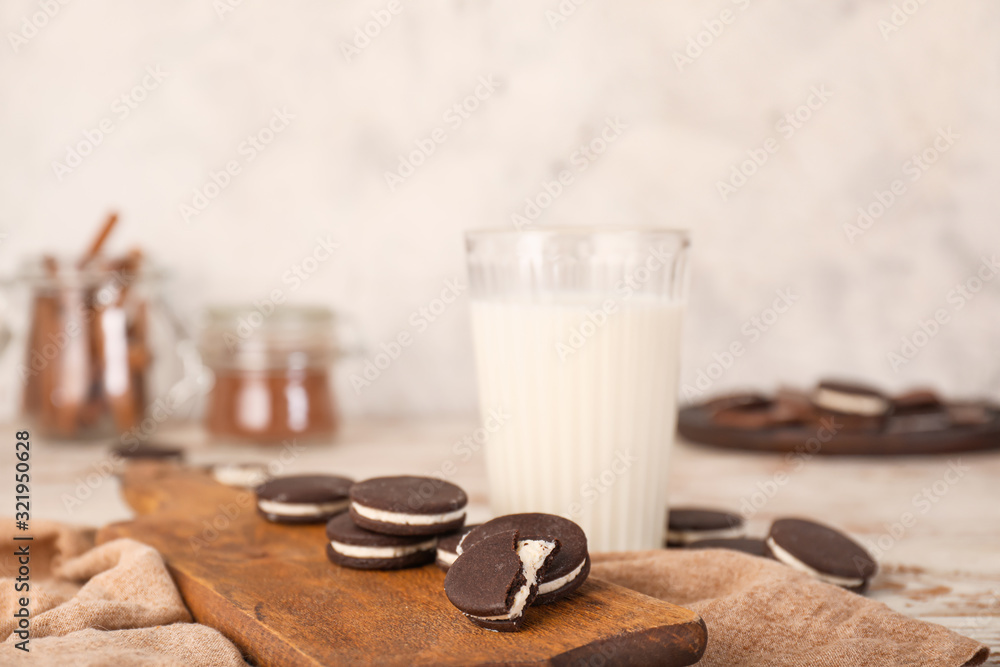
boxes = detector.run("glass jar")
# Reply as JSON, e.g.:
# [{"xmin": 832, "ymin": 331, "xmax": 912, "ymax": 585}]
[
  {"xmin": 0, "ymin": 255, "xmax": 205, "ymax": 440},
  {"xmin": 199, "ymin": 306, "xmax": 340, "ymax": 444}
]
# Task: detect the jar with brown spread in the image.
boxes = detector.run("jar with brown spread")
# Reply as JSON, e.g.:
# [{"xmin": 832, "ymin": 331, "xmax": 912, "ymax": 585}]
[{"xmin": 199, "ymin": 306, "xmax": 340, "ymax": 444}]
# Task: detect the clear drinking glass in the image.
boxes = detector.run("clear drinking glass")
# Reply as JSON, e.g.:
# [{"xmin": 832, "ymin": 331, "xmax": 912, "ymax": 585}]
[{"xmin": 466, "ymin": 227, "xmax": 689, "ymax": 551}]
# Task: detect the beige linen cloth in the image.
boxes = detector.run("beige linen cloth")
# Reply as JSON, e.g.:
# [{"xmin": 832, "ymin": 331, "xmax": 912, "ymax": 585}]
[
  {"xmin": 592, "ymin": 550, "xmax": 990, "ymax": 667},
  {"xmin": 1, "ymin": 521, "xmax": 989, "ymax": 666},
  {"xmin": 1, "ymin": 520, "xmax": 244, "ymax": 666}
]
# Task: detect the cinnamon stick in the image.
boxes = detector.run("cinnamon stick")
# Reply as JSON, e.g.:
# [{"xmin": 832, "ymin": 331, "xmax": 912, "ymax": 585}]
[{"xmin": 77, "ymin": 212, "xmax": 118, "ymax": 269}]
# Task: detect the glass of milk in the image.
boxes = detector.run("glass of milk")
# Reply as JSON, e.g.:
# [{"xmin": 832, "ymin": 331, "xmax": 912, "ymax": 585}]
[{"xmin": 466, "ymin": 228, "xmax": 689, "ymax": 551}]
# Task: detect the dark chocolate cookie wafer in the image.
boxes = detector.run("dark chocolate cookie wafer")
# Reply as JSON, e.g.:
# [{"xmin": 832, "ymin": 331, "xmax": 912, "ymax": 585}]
[
  {"xmin": 711, "ymin": 390, "xmax": 814, "ymax": 430},
  {"xmin": 445, "ymin": 529, "xmax": 558, "ymax": 632},
  {"xmin": 436, "ymin": 524, "xmax": 478, "ymax": 572},
  {"xmin": 110, "ymin": 444, "xmax": 184, "ymax": 474},
  {"xmin": 687, "ymin": 537, "xmax": 770, "ymax": 558},
  {"xmin": 712, "ymin": 402, "xmax": 779, "ymax": 430},
  {"xmin": 458, "ymin": 514, "xmax": 589, "ymax": 604},
  {"xmin": 325, "ymin": 513, "xmax": 436, "ymax": 570},
  {"xmin": 665, "ymin": 508, "xmax": 745, "ymax": 546},
  {"xmin": 350, "ymin": 476, "xmax": 467, "ymax": 536},
  {"xmin": 256, "ymin": 474, "xmax": 353, "ymax": 524},
  {"xmin": 767, "ymin": 518, "xmax": 877, "ymax": 592}
]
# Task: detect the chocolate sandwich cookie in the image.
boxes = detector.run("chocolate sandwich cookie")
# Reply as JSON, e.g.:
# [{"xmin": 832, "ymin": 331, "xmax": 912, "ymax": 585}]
[
  {"xmin": 766, "ymin": 518, "xmax": 877, "ymax": 592},
  {"xmin": 212, "ymin": 462, "xmax": 270, "ymax": 489},
  {"xmin": 445, "ymin": 529, "xmax": 558, "ymax": 632},
  {"xmin": 325, "ymin": 513, "xmax": 436, "ymax": 570},
  {"xmin": 111, "ymin": 443, "xmax": 183, "ymax": 464},
  {"xmin": 687, "ymin": 537, "xmax": 770, "ymax": 558},
  {"xmin": 813, "ymin": 380, "xmax": 891, "ymax": 416},
  {"xmin": 711, "ymin": 390, "xmax": 815, "ymax": 430},
  {"xmin": 813, "ymin": 380, "xmax": 891, "ymax": 431},
  {"xmin": 436, "ymin": 524, "xmax": 478, "ymax": 572},
  {"xmin": 110, "ymin": 444, "xmax": 185, "ymax": 474},
  {"xmin": 665, "ymin": 508, "xmax": 745, "ymax": 547},
  {"xmin": 256, "ymin": 474, "xmax": 353, "ymax": 524},
  {"xmin": 458, "ymin": 514, "xmax": 589, "ymax": 605},
  {"xmin": 349, "ymin": 476, "xmax": 467, "ymax": 536}
]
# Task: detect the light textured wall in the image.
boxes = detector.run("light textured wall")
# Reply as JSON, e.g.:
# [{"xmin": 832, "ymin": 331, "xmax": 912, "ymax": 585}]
[{"xmin": 1, "ymin": 0, "xmax": 998, "ymax": 416}]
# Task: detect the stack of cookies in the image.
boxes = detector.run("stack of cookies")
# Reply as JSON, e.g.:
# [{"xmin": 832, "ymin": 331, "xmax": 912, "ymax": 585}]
[
  {"xmin": 327, "ymin": 475, "xmax": 470, "ymax": 570},
  {"xmin": 252, "ymin": 473, "xmax": 468, "ymax": 568}
]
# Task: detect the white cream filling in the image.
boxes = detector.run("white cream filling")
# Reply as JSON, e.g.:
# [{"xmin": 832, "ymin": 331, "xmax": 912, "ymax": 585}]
[
  {"xmin": 537, "ymin": 558, "xmax": 586, "ymax": 595},
  {"xmin": 437, "ymin": 548, "xmax": 459, "ymax": 566},
  {"xmin": 475, "ymin": 539, "xmax": 556, "ymax": 622},
  {"xmin": 766, "ymin": 537, "xmax": 866, "ymax": 588},
  {"xmin": 813, "ymin": 388, "xmax": 888, "ymax": 417},
  {"xmin": 330, "ymin": 539, "xmax": 436, "ymax": 559},
  {"xmin": 666, "ymin": 526, "xmax": 745, "ymax": 545},
  {"xmin": 257, "ymin": 498, "xmax": 349, "ymax": 516},
  {"xmin": 214, "ymin": 465, "xmax": 270, "ymax": 488},
  {"xmin": 351, "ymin": 501, "xmax": 465, "ymax": 526}
]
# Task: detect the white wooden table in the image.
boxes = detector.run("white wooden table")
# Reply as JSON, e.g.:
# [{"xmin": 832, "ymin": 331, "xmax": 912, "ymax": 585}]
[{"xmin": 19, "ymin": 418, "xmax": 1000, "ymax": 663}]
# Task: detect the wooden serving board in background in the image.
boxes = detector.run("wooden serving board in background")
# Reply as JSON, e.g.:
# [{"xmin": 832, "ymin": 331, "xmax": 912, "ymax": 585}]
[
  {"xmin": 97, "ymin": 463, "xmax": 707, "ymax": 666},
  {"xmin": 678, "ymin": 405, "xmax": 1000, "ymax": 456}
]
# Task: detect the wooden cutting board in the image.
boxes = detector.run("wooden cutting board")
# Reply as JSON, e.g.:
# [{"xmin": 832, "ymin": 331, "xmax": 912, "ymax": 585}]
[{"xmin": 97, "ymin": 463, "xmax": 707, "ymax": 666}]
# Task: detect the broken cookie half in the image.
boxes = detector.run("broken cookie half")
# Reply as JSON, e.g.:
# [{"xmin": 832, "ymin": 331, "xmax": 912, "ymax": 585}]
[{"xmin": 444, "ymin": 528, "xmax": 559, "ymax": 632}]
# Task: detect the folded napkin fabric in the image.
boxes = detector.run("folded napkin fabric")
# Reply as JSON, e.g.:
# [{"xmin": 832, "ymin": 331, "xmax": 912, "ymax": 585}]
[
  {"xmin": 1, "ymin": 520, "xmax": 244, "ymax": 667},
  {"xmin": 592, "ymin": 549, "xmax": 990, "ymax": 667}
]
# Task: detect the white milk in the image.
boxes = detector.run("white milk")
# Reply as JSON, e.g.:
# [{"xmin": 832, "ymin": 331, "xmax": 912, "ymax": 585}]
[{"xmin": 471, "ymin": 295, "xmax": 683, "ymax": 551}]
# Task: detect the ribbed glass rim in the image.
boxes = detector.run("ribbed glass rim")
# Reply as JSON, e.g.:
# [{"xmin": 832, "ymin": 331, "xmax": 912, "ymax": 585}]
[{"xmin": 466, "ymin": 226, "xmax": 690, "ymax": 245}]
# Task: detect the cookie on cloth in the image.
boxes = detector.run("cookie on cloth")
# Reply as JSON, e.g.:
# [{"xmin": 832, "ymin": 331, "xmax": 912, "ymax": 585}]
[
  {"xmin": 766, "ymin": 518, "xmax": 878, "ymax": 592},
  {"xmin": 349, "ymin": 476, "xmax": 467, "ymax": 536},
  {"xmin": 687, "ymin": 537, "xmax": 770, "ymax": 558},
  {"xmin": 445, "ymin": 529, "xmax": 558, "ymax": 632},
  {"xmin": 665, "ymin": 508, "xmax": 745, "ymax": 547},
  {"xmin": 255, "ymin": 474, "xmax": 353, "ymax": 524},
  {"xmin": 325, "ymin": 513, "xmax": 436, "ymax": 570},
  {"xmin": 458, "ymin": 514, "xmax": 589, "ymax": 604}
]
